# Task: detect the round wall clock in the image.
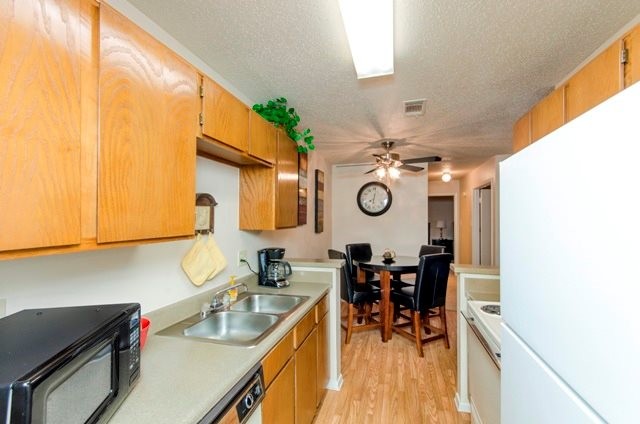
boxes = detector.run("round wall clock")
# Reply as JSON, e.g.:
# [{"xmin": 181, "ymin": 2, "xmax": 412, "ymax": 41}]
[{"xmin": 356, "ymin": 181, "xmax": 392, "ymax": 216}]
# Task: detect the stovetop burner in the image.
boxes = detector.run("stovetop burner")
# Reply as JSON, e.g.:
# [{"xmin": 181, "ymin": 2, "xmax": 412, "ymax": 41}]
[{"xmin": 481, "ymin": 304, "xmax": 501, "ymax": 315}]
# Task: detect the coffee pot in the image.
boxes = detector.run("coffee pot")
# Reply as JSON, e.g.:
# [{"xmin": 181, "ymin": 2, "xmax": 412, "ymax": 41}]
[{"xmin": 257, "ymin": 247, "xmax": 292, "ymax": 288}]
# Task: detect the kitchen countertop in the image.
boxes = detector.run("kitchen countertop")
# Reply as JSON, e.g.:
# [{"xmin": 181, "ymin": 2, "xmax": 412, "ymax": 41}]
[
  {"xmin": 287, "ymin": 258, "xmax": 343, "ymax": 268},
  {"xmin": 109, "ymin": 279, "xmax": 330, "ymax": 424},
  {"xmin": 451, "ymin": 263, "xmax": 500, "ymax": 275}
]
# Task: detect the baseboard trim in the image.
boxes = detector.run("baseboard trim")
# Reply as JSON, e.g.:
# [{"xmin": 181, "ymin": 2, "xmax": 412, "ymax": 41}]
[{"xmin": 455, "ymin": 393, "xmax": 471, "ymax": 412}]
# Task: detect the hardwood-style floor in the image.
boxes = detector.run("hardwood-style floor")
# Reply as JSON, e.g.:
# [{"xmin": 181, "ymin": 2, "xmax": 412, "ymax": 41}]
[{"xmin": 315, "ymin": 305, "xmax": 470, "ymax": 423}]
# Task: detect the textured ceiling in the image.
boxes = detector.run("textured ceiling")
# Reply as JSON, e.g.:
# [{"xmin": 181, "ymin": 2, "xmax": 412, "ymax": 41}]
[{"xmin": 127, "ymin": 0, "xmax": 640, "ymax": 179}]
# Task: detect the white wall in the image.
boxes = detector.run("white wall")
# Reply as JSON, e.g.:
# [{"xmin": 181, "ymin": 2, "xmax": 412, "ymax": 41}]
[
  {"xmin": 331, "ymin": 166, "xmax": 428, "ymax": 256},
  {"xmin": 0, "ymin": 156, "xmax": 331, "ymax": 315}
]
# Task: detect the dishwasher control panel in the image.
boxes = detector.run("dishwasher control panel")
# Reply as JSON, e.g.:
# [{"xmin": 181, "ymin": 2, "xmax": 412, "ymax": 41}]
[{"xmin": 235, "ymin": 374, "xmax": 264, "ymax": 422}]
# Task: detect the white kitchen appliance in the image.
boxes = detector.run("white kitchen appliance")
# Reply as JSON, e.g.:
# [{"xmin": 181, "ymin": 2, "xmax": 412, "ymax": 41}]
[
  {"xmin": 465, "ymin": 300, "xmax": 502, "ymax": 423},
  {"xmin": 500, "ymin": 82, "xmax": 640, "ymax": 422}
]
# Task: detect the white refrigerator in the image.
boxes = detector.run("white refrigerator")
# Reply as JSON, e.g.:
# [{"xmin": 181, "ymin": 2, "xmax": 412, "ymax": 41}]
[{"xmin": 500, "ymin": 82, "xmax": 640, "ymax": 423}]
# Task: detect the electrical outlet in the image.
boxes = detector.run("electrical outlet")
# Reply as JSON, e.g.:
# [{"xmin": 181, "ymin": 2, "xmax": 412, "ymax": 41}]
[{"xmin": 237, "ymin": 250, "xmax": 247, "ymax": 267}]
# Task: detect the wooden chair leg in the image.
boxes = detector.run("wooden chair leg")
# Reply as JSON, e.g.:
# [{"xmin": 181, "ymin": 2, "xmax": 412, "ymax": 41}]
[
  {"xmin": 364, "ymin": 302, "xmax": 372, "ymax": 324},
  {"xmin": 356, "ymin": 304, "xmax": 364, "ymax": 324},
  {"xmin": 345, "ymin": 304, "xmax": 354, "ymax": 344},
  {"xmin": 412, "ymin": 311, "xmax": 424, "ymax": 358},
  {"xmin": 440, "ymin": 306, "xmax": 450, "ymax": 349},
  {"xmin": 423, "ymin": 313, "xmax": 431, "ymax": 334}
]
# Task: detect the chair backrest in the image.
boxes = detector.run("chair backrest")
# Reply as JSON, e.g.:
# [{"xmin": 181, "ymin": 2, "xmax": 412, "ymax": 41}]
[
  {"xmin": 328, "ymin": 249, "xmax": 352, "ymax": 303},
  {"xmin": 418, "ymin": 244, "xmax": 445, "ymax": 256},
  {"xmin": 345, "ymin": 243, "xmax": 373, "ymax": 281},
  {"xmin": 413, "ymin": 253, "xmax": 453, "ymax": 312}
]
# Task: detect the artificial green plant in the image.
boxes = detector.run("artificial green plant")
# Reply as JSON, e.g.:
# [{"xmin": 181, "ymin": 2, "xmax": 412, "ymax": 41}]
[{"xmin": 252, "ymin": 97, "xmax": 315, "ymax": 153}]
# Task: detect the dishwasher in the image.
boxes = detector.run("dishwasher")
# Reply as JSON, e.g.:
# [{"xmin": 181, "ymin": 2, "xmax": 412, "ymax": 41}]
[{"xmin": 199, "ymin": 363, "xmax": 265, "ymax": 424}]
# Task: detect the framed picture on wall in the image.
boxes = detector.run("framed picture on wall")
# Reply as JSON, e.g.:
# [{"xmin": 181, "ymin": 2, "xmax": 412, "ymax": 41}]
[
  {"xmin": 315, "ymin": 169, "xmax": 324, "ymax": 233},
  {"xmin": 298, "ymin": 153, "xmax": 308, "ymax": 225}
]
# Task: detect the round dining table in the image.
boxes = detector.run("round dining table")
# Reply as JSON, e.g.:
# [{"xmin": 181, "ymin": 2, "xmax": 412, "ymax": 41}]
[{"xmin": 354, "ymin": 255, "xmax": 419, "ymax": 342}]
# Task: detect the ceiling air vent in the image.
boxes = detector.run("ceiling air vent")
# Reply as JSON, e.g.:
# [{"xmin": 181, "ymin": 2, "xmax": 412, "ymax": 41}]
[{"xmin": 403, "ymin": 99, "xmax": 426, "ymax": 116}]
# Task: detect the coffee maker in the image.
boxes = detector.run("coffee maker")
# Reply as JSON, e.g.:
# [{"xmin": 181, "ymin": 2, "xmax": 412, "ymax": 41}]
[{"xmin": 258, "ymin": 247, "xmax": 292, "ymax": 288}]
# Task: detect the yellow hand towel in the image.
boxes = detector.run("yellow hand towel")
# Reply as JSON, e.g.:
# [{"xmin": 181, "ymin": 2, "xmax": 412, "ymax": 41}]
[
  {"xmin": 181, "ymin": 234, "xmax": 217, "ymax": 286},
  {"xmin": 206, "ymin": 234, "xmax": 227, "ymax": 280}
]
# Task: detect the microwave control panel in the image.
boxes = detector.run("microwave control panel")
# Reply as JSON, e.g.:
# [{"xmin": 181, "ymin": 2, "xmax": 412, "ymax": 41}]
[{"xmin": 128, "ymin": 312, "xmax": 141, "ymax": 370}]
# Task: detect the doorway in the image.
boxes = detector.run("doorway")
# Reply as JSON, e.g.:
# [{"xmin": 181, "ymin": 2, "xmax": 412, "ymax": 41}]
[
  {"xmin": 428, "ymin": 195, "xmax": 454, "ymax": 260},
  {"xmin": 472, "ymin": 184, "xmax": 492, "ymax": 265}
]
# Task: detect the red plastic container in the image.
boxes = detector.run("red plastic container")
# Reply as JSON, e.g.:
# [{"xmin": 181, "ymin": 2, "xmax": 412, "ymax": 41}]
[{"xmin": 140, "ymin": 317, "xmax": 151, "ymax": 350}]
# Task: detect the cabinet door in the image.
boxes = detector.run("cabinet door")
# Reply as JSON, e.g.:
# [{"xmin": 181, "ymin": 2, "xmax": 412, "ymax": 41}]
[
  {"xmin": 512, "ymin": 112, "xmax": 530, "ymax": 153},
  {"xmin": 0, "ymin": 0, "xmax": 82, "ymax": 251},
  {"xmin": 201, "ymin": 76, "xmax": 248, "ymax": 151},
  {"xmin": 248, "ymin": 110, "xmax": 276, "ymax": 164},
  {"xmin": 295, "ymin": 328, "xmax": 318, "ymax": 424},
  {"xmin": 316, "ymin": 312, "xmax": 329, "ymax": 407},
  {"xmin": 276, "ymin": 130, "xmax": 299, "ymax": 228},
  {"xmin": 565, "ymin": 41, "xmax": 622, "ymax": 122},
  {"xmin": 624, "ymin": 25, "xmax": 640, "ymax": 88},
  {"xmin": 262, "ymin": 359, "xmax": 295, "ymax": 424},
  {"xmin": 530, "ymin": 86, "xmax": 565, "ymax": 142},
  {"xmin": 98, "ymin": 5, "xmax": 197, "ymax": 243}
]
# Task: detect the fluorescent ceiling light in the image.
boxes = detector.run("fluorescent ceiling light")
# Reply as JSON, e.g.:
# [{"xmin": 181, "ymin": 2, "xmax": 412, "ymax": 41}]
[{"xmin": 338, "ymin": 0, "xmax": 394, "ymax": 79}]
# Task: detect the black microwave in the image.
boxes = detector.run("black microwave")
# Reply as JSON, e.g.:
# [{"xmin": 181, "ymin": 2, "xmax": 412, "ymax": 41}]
[{"xmin": 0, "ymin": 303, "xmax": 141, "ymax": 424}]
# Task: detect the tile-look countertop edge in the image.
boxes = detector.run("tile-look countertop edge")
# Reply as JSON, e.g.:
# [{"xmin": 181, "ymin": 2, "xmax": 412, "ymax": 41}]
[
  {"xmin": 288, "ymin": 258, "xmax": 344, "ymax": 269},
  {"xmin": 451, "ymin": 263, "xmax": 500, "ymax": 275},
  {"xmin": 109, "ymin": 279, "xmax": 330, "ymax": 424}
]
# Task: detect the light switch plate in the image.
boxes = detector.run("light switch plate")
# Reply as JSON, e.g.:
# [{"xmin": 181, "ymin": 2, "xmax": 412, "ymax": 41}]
[{"xmin": 0, "ymin": 298, "xmax": 6, "ymax": 318}]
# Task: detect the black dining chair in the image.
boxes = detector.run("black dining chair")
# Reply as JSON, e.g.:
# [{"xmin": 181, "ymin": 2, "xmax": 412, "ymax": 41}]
[
  {"xmin": 345, "ymin": 243, "xmax": 410, "ymax": 289},
  {"xmin": 328, "ymin": 249, "xmax": 381, "ymax": 344},
  {"xmin": 390, "ymin": 253, "xmax": 453, "ymax": 357},
  {"xmin": 418, "ymin": 244, "xmax": 445, "ymax": 256}
]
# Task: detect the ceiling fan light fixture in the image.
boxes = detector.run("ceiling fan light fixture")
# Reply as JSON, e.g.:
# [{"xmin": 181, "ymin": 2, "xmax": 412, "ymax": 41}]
[
  {"xmin": 338, "ymin": 0, "xmax": 394, "ymax": 79},
  {"xmin": 375, "ymin": 167, "xmax": 387, "ymax": 179},
  {"xmin": 441, "ymin": 171, "xmax": 452, "ymax": 183},
  {"xmin": 388, "ymin": 167, "xmax": 400, "ymax": 179}
]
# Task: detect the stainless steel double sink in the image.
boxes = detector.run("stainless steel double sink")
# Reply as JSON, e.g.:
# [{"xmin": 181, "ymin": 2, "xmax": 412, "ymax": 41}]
[{"xmin": 158, "ymin": 293, "xmax": 309, "ymax": 347}]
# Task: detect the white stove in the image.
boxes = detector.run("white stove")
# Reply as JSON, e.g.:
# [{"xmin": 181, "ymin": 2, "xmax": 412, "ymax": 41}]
[{"xmin": 466, "ymin": 300, "xmax": 502, "ymax": 364}]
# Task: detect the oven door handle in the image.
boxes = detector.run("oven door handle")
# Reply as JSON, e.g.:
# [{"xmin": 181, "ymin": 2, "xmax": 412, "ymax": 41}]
[{"xmin": 462, "ymin": 311, "xmax": 501, "ymax": 370}]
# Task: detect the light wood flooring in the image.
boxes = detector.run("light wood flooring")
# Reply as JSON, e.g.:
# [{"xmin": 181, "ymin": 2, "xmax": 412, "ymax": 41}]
[{"xmin": 314, "ymin": 294, "xmax": 470, "ymax": 423}]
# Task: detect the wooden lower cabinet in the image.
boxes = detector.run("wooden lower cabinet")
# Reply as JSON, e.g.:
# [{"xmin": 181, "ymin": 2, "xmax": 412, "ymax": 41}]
[
  {"xmin": 316, "ymin": 312, "xmax": 329, "ymax": 407},
  {"xmin": 295, "ymin": 327, "xmax": 318, "ymax": 424},
  {"xmin": 262, "ymin": 359, "xmax": 295, "ymax": 424},
  {"xmin": 262, "ymin": 296, "xmax": 328, "ymax": 424}
]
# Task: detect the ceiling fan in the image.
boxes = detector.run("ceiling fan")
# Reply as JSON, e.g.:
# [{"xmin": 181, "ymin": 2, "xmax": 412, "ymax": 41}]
[{"xmin": 364, "ymin": 140, "xmax": 441, "ymax": 175}]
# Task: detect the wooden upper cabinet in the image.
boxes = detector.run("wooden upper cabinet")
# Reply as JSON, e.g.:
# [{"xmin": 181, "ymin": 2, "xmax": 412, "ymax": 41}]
[
  {"xmin": 239, "ymin": 129, "xmax": 298, "ymax": 230},
  {"xmin": 98, "ymin": 5, "xmax": 198, "ymax": 243},
  {"xmin": 565, "ymin": 41, "xmax": 623, "ymax": 122},
  {"xmin": 276, "ymin": 130, "xmax": 299, "ymax": 228},
  {"xmin": 201, "ymin": 76, "xmax": 249, "ymax": 151},
  {"xmin": 512, "ymin": 111, "xmax": 531, "ymax": 153},
  {"xmin": 248, "ymin": 111, "xmax": 276, "ymax": 164},
  {"xmin": 624, "ymin": 25, "xmax": 640, "ymax": 88},
  {"xmin": 530, "ymin": 86, "xmax": 565, "ymax": 142},
  {"xmin": 0, "ymin": 0, "xmax": 82, "ymax": 252}
]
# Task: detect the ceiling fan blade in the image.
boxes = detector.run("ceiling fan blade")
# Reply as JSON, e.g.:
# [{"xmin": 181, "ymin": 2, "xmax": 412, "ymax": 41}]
[
  {"xmin": 364, "ymin": 167, "xmax": 379, "ymax": 174},
  {"xmin": 401, "ymin": 156, "xmax": 442, "ymax": 164},
  {"xmin": 398, "ymin": 164, "xmax": 424, "ymax": 172}
]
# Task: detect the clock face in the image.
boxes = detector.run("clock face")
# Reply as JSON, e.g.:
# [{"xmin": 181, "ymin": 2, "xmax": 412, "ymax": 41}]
[{"xmin": 357, "ymin": 182, "xmax": 392, "ymax": 216}]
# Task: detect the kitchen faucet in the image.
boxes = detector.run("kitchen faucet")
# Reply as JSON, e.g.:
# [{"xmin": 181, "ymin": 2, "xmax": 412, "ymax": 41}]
[{"xmin": 208, "ymin": 282, "xmax": 249, "ymax": 313}]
